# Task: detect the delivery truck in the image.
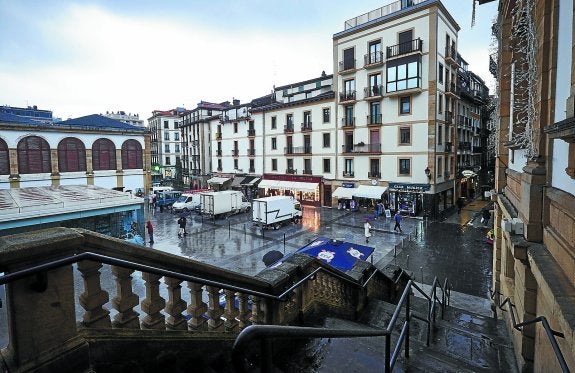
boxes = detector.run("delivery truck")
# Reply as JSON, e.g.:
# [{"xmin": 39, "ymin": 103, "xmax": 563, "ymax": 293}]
[
  {"xmin": 200, "ymin": 190, "xmax": 251, "ymax": 218},
  {"xmin": 252, "ymin": 196, "xmax": 302, "ymax": 229}
]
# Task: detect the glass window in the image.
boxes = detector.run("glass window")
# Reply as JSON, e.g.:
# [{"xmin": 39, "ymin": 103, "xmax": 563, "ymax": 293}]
[
  {"xmin": 121, "ymin": 140, "xmax": 143, "ymax": 170},
  {"xmin": 399, "ymin": 158, "xmax": 410, "ymax": 175},
  {"xmin": 387, "ymin": 58, "xmax": 421, "ymax": 93},
  {"xmin": 439, "ymin": 63, "xmax": 444, "ymax": 84},
  {"xmin": 272, "ymin": 158, "xmax": 277, "ymax": 171},
  {"xmin": 174, "ymin": 132, "xmax": 180, "ymax": 141},
  {"xmin": 286, "ymin": 114, "xmax": 293, "ymax": 126},
  {"xmin": 400, "ymin": 127, "xmax": 411, "ymax": 144},
  {"xmin": 438, "ymin": 94, "xmax": 443, "ymax": 113},
  {"xmin": 164, "ymin": 133, "xmax": 170, "ymax": 141},
  {"xmin": 165, "ymin": 157, "xmax": 170, "ymax": 165},
  {"xmin": 344, "ymin": 159, "xmax": 353, "ymax": 175},
  {"xmin": 438, "ymin": 125, "xmax": 443, "ymax": 145},
  {"xmin": 400, "ymin": 96, "xmax": 411, "ymax": 114},
  {"xmin": 323, "ymin": 158, "xmax": 331, "ymax": 173},
  {"xmin": 271, "ymin": 116, "xmax": 277, "ymax": 129},
  {"xmin": 323, "ymin": 133, "xmax": 330, "ymax": 147},
  {"xmin": 165, "ymin": 144, "xmax": 170, "ymax": 153},
  {"xmin": 163, "ymin": 121, "xmax": 169, "ymax": 129},
  {"xmin": 175, "ymin": 144, "xmax": 180, "ymax": 152},
  {"xmin": 323, "ymin": 108, "xmax": 330, "ymax": 123},
  {"xmin": 234, "ymin": 159, "xmax": 238, "ymax": 169},
  {"xmin": 234, "ymin": 123, "xmax": 238, "ymax": 133},
  {"xmin": 271, "ymin": 137, "xmax": 277, "ymax": 150},
  {"xmin": 0, "ymin": 138, "xmax": 9, "ymax": 175},
  {"xmin": 92, "ymin": 138, "xmax": 116, "ymax": 171},
  {"xmin": 58, "ymin": 137, "xmax": 86, "ymax": 172}
]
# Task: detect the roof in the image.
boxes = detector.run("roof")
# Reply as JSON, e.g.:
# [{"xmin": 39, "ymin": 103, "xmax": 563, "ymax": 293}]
[
  {"xmin": 56, "ymin": 114, "xmax": 146, "ymax": 131},
  {"xmin": 274, "ymin": 73, "xmax": 333, "ymax": 91},
  {"xmin": 252, "ymin": 91, "xmax": 335, "ymax": 113},
  {"xmin": 0, "ymin": 112, "xmax": 43, "ymax": 125}
]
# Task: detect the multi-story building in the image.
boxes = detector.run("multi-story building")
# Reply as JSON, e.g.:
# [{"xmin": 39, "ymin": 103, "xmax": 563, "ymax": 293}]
[
  {"xmin": 0, "ymin": 105, "xmax": 59, "ymax": 123},
  {"xmin": 0, "ymin": 113, "xmax": 150, "ymax": 192},
  {"xmin": 481, "ymin": 0, "xmax": 575, "ymax": 370},
  {"xmin": 180, "ymin": 101, "xmax": 227, "ymax": 189},
  {"xmin": 103, "ymin": 111, "xmax": 144, "ymax": 127},
  {"xmin": 147, "ymin": 108, "xmax": 185, "ymax": 183},
  {"xmin": 332, "ymin": 0, "xmax": 460, "ymax": 217},
  {"xmin": 456, "ymin": 56, "xmax": 490, "ymax": 199}
]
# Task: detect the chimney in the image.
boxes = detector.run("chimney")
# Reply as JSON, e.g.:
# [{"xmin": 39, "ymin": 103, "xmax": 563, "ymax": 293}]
[{"xmin": 233, "ymin": 99, "xmax": 240, "ymax": 106}]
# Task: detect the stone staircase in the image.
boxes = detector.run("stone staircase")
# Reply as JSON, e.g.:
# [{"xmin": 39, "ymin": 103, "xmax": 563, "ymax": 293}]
[{"xmin": 275, "ymin": 295, "xmax": 518, "ymax": 372}]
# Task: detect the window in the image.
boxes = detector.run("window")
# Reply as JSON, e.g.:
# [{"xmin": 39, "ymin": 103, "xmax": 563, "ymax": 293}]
[
  {"xmin": 164, "ymin": 121, "xmax": 169, "ymax": 129},
  {"xmin": 368, "ymin": 40, "xmax": 382, "ymax": 64},
  {"xmin": 400, "ymin": 96, "xmax": 411, "ymax": 114},
  {"xmin": 286, "ymin": 114, "xmax": 293, "ymax": 127},
  {"xmin": 344, "ymin": 159, "xmax": 354, "ymax": 176},
  {"xmin": 174, "ymin": 132, "xmax": 180, "ymax": 141},
  {"xmin": 175, "ymin": 144, "xmax": 180, "ymax": 153},
  {"xmin": 323, "ymin": 133, "xmax": 330, "ymax": 148},
  {"xmin": 343, "ymin": 47, "xmax": 355, "ymax": 70},
  {"xmin": 175, "ymin": 156, "xmax": 180, "ymax": 165},
  {"xmin": 217, "ymin": 159, "xmax": 222, "ymax": 170},
  {"xmin": 370, "ymin": 101, "xmax": 381, "ymax": 124},
  {"xmin": 0, "ymin": 139, "xmax": 9, "ymax": 175},
  {"xmin": 438, "ymin": 125, "xmax": 443, "ymax": 145},
  {"xmin": 323, "ymin": 158, "xmax": 331, "ymax": 173},
  {"xmin": 250, "ymin": 159, "xmax": 255, "ymax": 172},
  {"xmin": 303, "ymin": 111, "xmax": 311, "ymax": 125},
  {"xmin": 57, "ymin": 137, "xmax": 86, "ymax": 172},
  {"xmin": 287, "ymin": 159, "xmax": 294, "ymax": 171},
  {"xmin": 399, "ymin": 127, "xmax": 411, "ymax": 145},
  {"xmin": 271, "ymin": 116, "xmax": 277, "ymax": 129},
  {"xmin": 271, "ymin": 137, "xmax": 277, "ymax": 150},
  {"xmin": 437, "ymin": 157, "xmax": 443, "ymax": 177},
  {"xmin": 316, "ymin": 81, "xmax": 321, "ymax": 88},
  {"xmin": 344, "ymin": 79, "xmax": 355, "ymax": 97},
  {"xmin": 399, "ymin": 158, "xmax": 411, "ymax": 175},
  {"xmin": 386, "ymin": 56, "xmax": 421, "ymax": 92},
  {"xmin": 272, "ymin": 158, "xmax": 277, "ymax": 171},
  {"xmin": 165, "ymin": 157, "xmax": 171, "ymax": 165},
  {"xmin": 439, "ymin": 63, "xmax": 444, "ymax": 84},
  {"xmin": 165, "ymin": 144, "xmax": 170, "ymax": 153},
  {"xmin": 438, "ymin": 94, "xmax": 443, "ymax": 114},
  {"xmin": 164, "ymin": 133, "xmax": 170, "ymax": 141},
  {"xmin": 234, "ymin": 123, "xmax": 238, "ymax": 133},
  {"xmin": 323, "ymin": 108, "xmax": 330, "ymax": 123},
  {"xmin": 298, "ymin": 85, "xmax": 304, "ymax": 92},
  {"xmin": 344, "ymin": 105, "xmax": 354, "ymax": 126},
  {"xmin": 121, "ymin": 140, "xmax": 143, "ymax": 169},
  {"xmin": 234, "ymin": 159, "xmax": 238, "ymax": 169},
  {"xmin": 304, "ymin": 159, "xmax": 311, "ymax": 173},
  {"xmin": 92, "ymin": 138, "xmax": 116, "ymax": 171},
  {"xmin": 369, "ymin": 74, "xmax": 382, "ymax": 95}
]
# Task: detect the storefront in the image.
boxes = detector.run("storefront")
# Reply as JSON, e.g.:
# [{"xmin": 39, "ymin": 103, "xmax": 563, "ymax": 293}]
[
  {"xmin": 258, "ymin": 174, "xmax": 321, "ymax": 206},
  {"xmin": 332, "ymin": 183, "xmax": 388, "ymax": 210},
  {"xmin": 459, "ymin": 169, "xmax": 479, "ymax": 200},
  {"xmin": 388, "ymin": 183, "xmax": 429, "ymax": 216},
  {"xmin": 207, "ymin": 176, "xmax": 232, "ymax": 191},
  {"xmin": 240, "ymin": 176, "xmax": 261, "ymax": 200}
]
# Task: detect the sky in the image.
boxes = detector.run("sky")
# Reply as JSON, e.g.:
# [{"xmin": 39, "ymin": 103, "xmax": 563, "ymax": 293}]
[{"xmin": 0, "ymin": 0, "xmax": 498, "ymax": 121}]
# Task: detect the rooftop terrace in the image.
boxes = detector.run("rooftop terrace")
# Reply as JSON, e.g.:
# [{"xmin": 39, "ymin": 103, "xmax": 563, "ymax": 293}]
[{"xmin": 343, "ymin": 0, "xmax": 429, "ymax": 31}]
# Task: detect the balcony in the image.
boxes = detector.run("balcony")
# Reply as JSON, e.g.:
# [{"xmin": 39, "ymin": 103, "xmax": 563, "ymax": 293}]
[
  {"xmin": 247, "ymin": 149, "xmax": 255, "ymax": 156},
  {"xmin": 301, "ymin": 122, "xmax": 312, "ymax": 132},
  {"xmin": 364, "ymin": 51, "xmax": 384, "ymax": 68},
  {"xmin": 457, "ymin": 115, "xmax": 465, "ymax": 128},
  {"xmin": 284, "ymin": 146, "xmax": 312, "ymax": 155},
  {"xmin": 444, "ymin": 142, "xmax": 453, "ymax": 152},
  {"xmin": 367, "ymin": 114, "xmax": 383, "ymax": 126},
  {"xmin": 343, "ymin": 171, "xmax": 355, "ymax": 178},
  {"xmin": 364, "ymin": 85, "xmax": 383, "ymax": 100},
  {"xmin": 231, "ymin": 149, "xmax": 239, "ymax": 157},
  {"xmin": 302, "ymin": 169, "xmax": 313, "ymax": 175},
  {"xmin": 445, "ymin": 111, "xmax": 453, "ymax": 125},
  {"xmin": 217, "ymin": 166, "xmax": 223, "ymax": 171},
  {"xmin": 341, "ymin": 117, "xmax": 355, "ymax": 128},
  {"xmin": 342, "ymin": 142, "xmax": 381, "ymax": 154},
  {"xmin": 284, "ymin": 125, "xmax": 294, "ymax": 134},
  {"xmin": 445, "ymin": 45, "xmax": 458, "ymax": 66},
  {"xmin": 339, "ymin": 90, "xmax": 356, "ymax": 103},
  {"xmin": 216, "ymin": 149, "xmax": 222, "ymax": 157},
  {"xmin": 458, "ymin": 142, "xmax": 471, "ymax": 151},
  {"xmin": 247, "ymin": 129, "xmax": 256, "ymax": 137},
  {"xmin": 386, "ymin": 38, "xmax": 423, "ymax": 59},
  {"xmin": 215, "ymin": 132, "xmax": 222, "ymax": 140},
  {"xmin": 338, "ymin": 60, "xmax": 356, "ymax": 74},
  {"xmin": 286, "ymin": 168, "xmax": 297, "ymax": 174},
  {"xmin": 445, "ymin": 82, "xmax": 458, "ymax": 98},
  {"xmin": 473, "ymin": 146, "xmax": 483, "ymax": 153},
  {"xmin": 368, "ymin": 171, "xmax": 381, "ymax": 178}
]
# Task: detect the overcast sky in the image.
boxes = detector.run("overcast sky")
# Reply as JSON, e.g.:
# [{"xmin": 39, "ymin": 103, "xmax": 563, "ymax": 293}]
[{"xmin": 0, "ymin": 0, "xmax": 498, "ymax": 121}]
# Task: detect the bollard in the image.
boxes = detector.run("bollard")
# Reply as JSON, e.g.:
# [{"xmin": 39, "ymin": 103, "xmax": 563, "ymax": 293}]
[
  {"xmin": 283, "ymin": 233, "xmax": 286, "ymax": 248},
  {"xmin": 420, "ymin": 266, "xmax": 423, "ymax": 283},
  {"xmin": 406, "ymin": 254, "xmax": 410, "ymax": 269},
  {"xmin": 229, "ymin": 221, "xmax": 231, "ymax": 236},
  {"xmin": 394, "ymin": 243, "xmax": 397, "ymax": 257}
]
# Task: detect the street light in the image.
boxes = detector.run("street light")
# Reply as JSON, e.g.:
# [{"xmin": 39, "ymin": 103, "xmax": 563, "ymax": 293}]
[{"xmin": 425, "ymin": 167, "xmax": 431, "ymax": 179}]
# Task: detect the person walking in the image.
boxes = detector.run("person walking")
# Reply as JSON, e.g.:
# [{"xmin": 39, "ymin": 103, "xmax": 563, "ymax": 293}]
[
  {"xmin": 364, "ymin": 219, "xmax": 372, "ymax": 244},
  {"xmin": 177, "ymin": 216, "xmax": 186, "ymax": 237},
  {"xmin": 456, "ymin": 198, "xmax": 464, "ymax": 214},
  {"xmin": 481, "ymin": 209, "xmax": 491, "ymax": 227},
  {"xmin": 146, "ymin": 220, "xmax": 154, "ymax": 244},
  {"xmin": 394, "ymin": 212, "xmax": 403, "ymax": 233}
]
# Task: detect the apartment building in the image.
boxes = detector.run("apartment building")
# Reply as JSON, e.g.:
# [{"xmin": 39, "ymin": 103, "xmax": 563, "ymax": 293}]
[
  {"xmin": 0, "ymin": 105, "xmax": 58, "ymax": 123},
  {"xmin": 180, "ymin": 101, "xmax": 227, "ymax": 189},
  {"xmin": 147, "ymin": 108, "xmax": 185, "ymax": 183},
  {"xmin": 332, "ymin": 0, "xmax": 460, "ymax": 217},
  {"xmin": 103, "ymin": 111, "xmax": 144, "ymax": 127}
]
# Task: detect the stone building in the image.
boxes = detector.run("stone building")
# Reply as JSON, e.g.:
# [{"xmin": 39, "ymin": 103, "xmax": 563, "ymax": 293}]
[{"xmin": 483, "ymin": 0, "xmax": 575, "ymax": 370}]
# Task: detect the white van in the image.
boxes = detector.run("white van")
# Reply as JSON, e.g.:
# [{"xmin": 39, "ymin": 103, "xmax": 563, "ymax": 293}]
[
  {"xmin": 151, "ymin": 186, "xmax": 173, "ymax": 195},
  {"xmin": 172, "ymin": 193, "xmax": 201, "ymax": 213}
]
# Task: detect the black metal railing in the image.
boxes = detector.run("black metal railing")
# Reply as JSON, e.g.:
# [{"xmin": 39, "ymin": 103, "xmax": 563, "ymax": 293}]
[
  {"xmin": 364, "ymin": 51, "xmax": 384, "ymax": 66},
  {"xmin": 364, "ymin": 85, "xmax": 383, "ymax": 99},
  {"xmin": 342, "ymin": 143, "xmax": 381, "ymax": 153},
  {"xmin": 248, "ymin": 129, "xmax": 256, "ymax": 137},
  {"xmin": 284, "ymin": 125, "xmax": 294, "ymax": 133},
  {"xmin": 285, "ymin": 168, "xmax": 297, "ymax": 174},
  {"xmin": 445, "ymin": 45, "xmax": 457, "ymax": 62},
  {"xmin": 301, "ymin": 122, "xmax": 312, "ymax": 131},
  {"xmin": 341, "ymin": 117, "xmax": 355, "ymax": 128},
  {"xmin": 339, "ymin": 90, "xmax": 356, "ymax": 102},
  {"xmin": 247, "ymin": 149, "xmax": 255, "ymax": 156},
  {"xmin": 445, "ymin": 111, "xmax": 453, "ymax": 125},
  {"xmin": 284, "ymin": 146, "xmax": 311, "ymax": 155},
  {"xmin": 490, "ymin": 290, "xmax": 570, "ymax": 373},
  {"xmin": 302, "ymin": 169, "xmax": 312, "ymax": 175},
  {"xmin": 386, "ymin": 38, "xmax": 422, "ymax": 59},
  {"xmin": 216, "ymin": 149, "xmax": 222, "ymax": 157},
  {"xmin": 367, "ymin": 114, "xmax": 383, "ymax": 125},
  {"xmin": 232, "ymin": 149, "xmax": 239, "ymax": 156},
  {"xmin": 338, "ymin": 60, "xmax": 356, "ymax": 72},
  {"xmin": 368, "ymin": 171, "xmax": 381, "ymax": 178},
  {"xmin": 444, "ymin": 142, "xmax": 452, "ymax": 152}
]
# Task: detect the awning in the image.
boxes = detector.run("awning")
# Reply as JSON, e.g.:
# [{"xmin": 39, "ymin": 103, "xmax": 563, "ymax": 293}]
[
  {"xmin": 241, "ymin": 176, "xmax": 260, "ymax": 186},
  {"xmin": 230, "ymin": 176, "xmax": 245, "ymax": 187},
  {"xmin": 353, "ymin": 185, "xmax": 388, "ymax": 199},
  {"xmin": 207, "ymin": 177, "xmax": 231, "ymax": 185},
  {"xmin": 332, "ymin": 187, "xmax": 356, "ymax": 199},
  {"xmin": 258, "ymin": 180, "xmax": 317, "ymax": 192}
]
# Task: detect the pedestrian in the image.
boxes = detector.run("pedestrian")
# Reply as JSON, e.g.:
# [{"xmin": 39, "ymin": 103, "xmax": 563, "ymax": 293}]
[
  {"xmin": 177, "ymin": 216, "xmax": 186, "ymax": 237},
  {"xmin": 181, "ymin": 215, "xmax": 188, "ymax": 236},
  {"xmin": 481, "ymin": 209, "xmax": 491, "ymax": 226},
  {"xmin": 394, "ymin": 212, "xmax": 403, "ymax": 233},
  {"xmin": 146, "ymin": 220, "xmax": 154, "ymax": 244},
  {"xmin": 364, "ymin": 219, "xmax": 372, "ymax": 244},
  {"xmin": 457, "ymin": 198, "xmax": 464, "ymax": 214}
]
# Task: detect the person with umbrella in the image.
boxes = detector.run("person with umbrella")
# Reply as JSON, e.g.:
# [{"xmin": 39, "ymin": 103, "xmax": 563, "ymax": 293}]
[{"xmin": 262, "ymin": 250, "xmax": 284, "ymax": 267}]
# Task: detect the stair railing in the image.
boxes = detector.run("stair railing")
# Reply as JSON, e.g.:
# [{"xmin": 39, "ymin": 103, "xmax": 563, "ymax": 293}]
[
  {"xmin": 232, "ymin": 278, "xmax": 449, "ymax": 373},
  {"xmin": 490, "ymin": 290, "xmax": 570, "ymax": 373}
]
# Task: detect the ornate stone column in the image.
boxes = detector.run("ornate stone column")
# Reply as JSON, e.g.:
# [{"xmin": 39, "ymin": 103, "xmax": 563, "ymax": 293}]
[
  {"xmin": 236, "ymin": 293, "xmax": 251, "ymax": 330},
  {"xmin": 77, "ymin": 260, "xmax": 111, "ymax": 328},
  {"xmin": 164, "ymin": 277, "xmax": 187, "ymax": 330},
  {"xmin": 140, "ymin": 272, "xmax": 165, "ymax": 330},
  {"xmin": 111, "ymin": 266, "xmax": 140, "ymax": 329},
  {"xmin": 205, "ymin": 285, "xmax": 224, "ymax": 331},
  {"xmin": 223, "ymin": 290, "xmax": 239, "ymax": 332},
  {"xmin": 187, "ymin": 282, "xmax": 207, "ymax": 331}
]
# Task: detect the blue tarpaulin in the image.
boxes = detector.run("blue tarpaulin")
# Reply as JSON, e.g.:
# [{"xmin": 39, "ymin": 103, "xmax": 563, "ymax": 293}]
[{"xmin": 272, "ymin": 237, "xmax": 374, "ymax": 272}]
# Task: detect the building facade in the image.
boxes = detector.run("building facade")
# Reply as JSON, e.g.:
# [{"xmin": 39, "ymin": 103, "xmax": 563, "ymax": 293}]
[
  {"xmin": 103, "ymin": 111, "xmax": 144, "ymax": 127},
  {"xmin": 483, "ymin": 0, "xmax": 575, "ymax": 371},
  {"xmin": 147, "ymin": 108, "xmax": 185, "ymax": 184},
  {"xmin": 0, "ymin": 105, "xmax": 59, "ymax": 123},
  {"xmin": 0, "ymin": 114, "xmax": 150, "ymax": 192}
]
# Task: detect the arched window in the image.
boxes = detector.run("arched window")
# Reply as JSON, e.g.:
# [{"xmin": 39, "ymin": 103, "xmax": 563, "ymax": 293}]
[
  {"xmin": 92, "ymin": 139, "xmax": 116, "ymax": 171},
  {"xmin": 121, "ymin": 140, "xmax": 143, "ymax": 169},
  {"xmin": 58, "ymin": 137, "xmax": 86, "ymax": 172},
  {"xmin": 0, "ymin": 139, "xmax": 9, "ymax": 175},
  {"xmin": 17, "ymin": 136, "xmax": 51, "ymax": 174}
]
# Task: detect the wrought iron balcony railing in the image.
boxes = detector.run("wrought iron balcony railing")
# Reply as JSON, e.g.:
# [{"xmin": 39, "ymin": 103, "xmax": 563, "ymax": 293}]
[
  {"xmin": 364, "ymin": 85, "xmax": 383, "ymax": 99},
  {"xmin": 338, "ymin": 60, "xmax": 356, "ymax": 72},
  {"xmin": 367, "ymin": 114, "xmax": 383, "ymax": 125},
  {"xmin": 339, "ymin": 90, "xmax": 356, "ymax": 102},
  {"xmin": 342, "ymin": 143, "xmax": 381, "ymax": 153},
  {"xmin": 364, "ymin": 51, "xmax": 384, "ymax": 67},
  {"xmin": 386, "ymin": 38, "xmax": 422, "ymax": 59},
  {"xmin": 341, "ymin": 117, "xmax": 355, "ymax": 128}
]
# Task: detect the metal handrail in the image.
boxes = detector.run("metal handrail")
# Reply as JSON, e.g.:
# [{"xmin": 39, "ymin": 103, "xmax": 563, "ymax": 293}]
[
  {"xmin": 490, "ymin": 290, "xmax": 570, "ymax": 373},
  {"xmin": 232, "ymin": 277, "xmax": 452, "ymax": 373}
]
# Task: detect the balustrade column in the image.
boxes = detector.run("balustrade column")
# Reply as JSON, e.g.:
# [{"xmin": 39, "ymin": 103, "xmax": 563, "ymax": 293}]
[
  {"xmin": 223, "ymin": 290, "xmax": 239, "ymax": 332},
  {"xmin": 187, "ymin": 282, "xmax": 207, "ymax": 331},
  {"xmin": 250, "ymin": 296, "xmax": 265, "ymax": 324},
  {"xmin": 206, "ymin": 286, "xmax": 224, "ymax": 331},
  {"xmin": 236, "ymin": 293, "xmax": 251, "ymax": 330},
  {"xmin": 111, "ymin": 266, "xmax": 140, "ymax": 329},
  {"xmin": 141, "ymin": 272, "xmax": 165, "ymax": 330},
  {"xmin": 164, "ymin": 277, "xmax": 187, "ymax": 330},
  {"xmin": 77, "ymin": 260, "xmax": 111, "ymax": 328}
]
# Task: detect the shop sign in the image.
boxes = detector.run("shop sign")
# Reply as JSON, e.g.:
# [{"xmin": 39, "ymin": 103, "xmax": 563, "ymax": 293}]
[
  {"xmin": 342, "ymin": 182, "xmax": 355, "ymax": 188},
  {"xmin": 462, "ymin": 170, "xmax": 475, "ymax": 178},
  {"xmin": 388, "ymin": 183, "xmax": 430, "ymax": 192}
]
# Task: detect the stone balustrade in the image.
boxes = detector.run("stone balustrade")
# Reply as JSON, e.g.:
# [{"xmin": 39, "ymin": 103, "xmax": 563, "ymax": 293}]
[{"xmin": 0, "ymin": 227, "xmax": 400, "ymax": 372}]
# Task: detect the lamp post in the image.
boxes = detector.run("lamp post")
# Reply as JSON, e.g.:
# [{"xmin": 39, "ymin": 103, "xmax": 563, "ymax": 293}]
[{"xmin": 424, "ymin": 167, "xmax": 431, "ymax": 180}]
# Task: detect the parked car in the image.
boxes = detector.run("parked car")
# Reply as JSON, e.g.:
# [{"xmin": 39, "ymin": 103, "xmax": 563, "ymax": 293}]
[
  {"xmin": 172, "ymin": 193, "xmax": 201, "ymax": 213},
  {"xmin": 156, "ymin": 190, "xmax": 183, "ymax": 210}
]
